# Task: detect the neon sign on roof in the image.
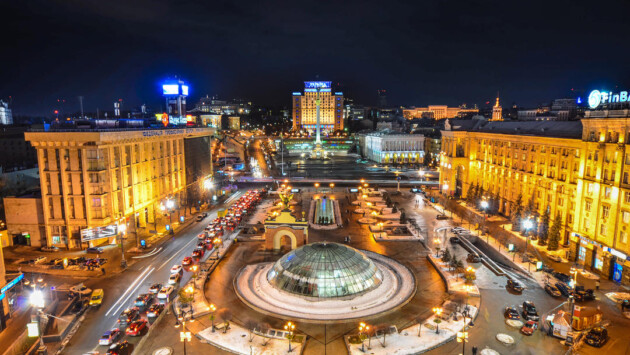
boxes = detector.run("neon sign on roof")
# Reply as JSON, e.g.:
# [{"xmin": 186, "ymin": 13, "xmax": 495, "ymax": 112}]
[{"xmin": 304, "ymin": 81, "xmax": 331, "ymax": 89}]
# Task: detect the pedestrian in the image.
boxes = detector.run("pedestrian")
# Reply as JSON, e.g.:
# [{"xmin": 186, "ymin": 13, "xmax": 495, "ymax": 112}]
[
  {"xmin": 596, "ymin": 280, "xmax": 600, "ymax": 290},
  {"xmin": 101, "ymin": 267, "xmax": 106, "ymax": 275}
]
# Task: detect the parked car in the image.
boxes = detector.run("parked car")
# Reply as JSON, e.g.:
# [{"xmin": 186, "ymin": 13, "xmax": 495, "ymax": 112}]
[
  {"xmin": 547, "ymin": 254, "xmax": 563, "ymax": 263},
  {"xmin": 555, "ymin": 282, "xmax": 572, "ymax": 297},
  {"xmin": 125, "ymin": 319, "xmax": 148, "ymax": 336},
  {"xmin": 148, "ymin": 283, "xmax": 162, "ymax": 294},
  {"xmin": 117, "ymin": 308, "xmax": 140, "ymax": 327},
  {"xmin": 521, "ymin": 320, "xmax": 538, "ymax": 336},
  {"xmin": 168, "ymin": 273, "xmax": 181, "ymax": 285},
  {"xmin": 89, "ymin": 289, "xmax": 104, "ymax": 307},
  {"xmin": 147, "ymin": 303, "xmax": 165, "ymax": 318},
  {"xmin": 507, "ymin": 279, "xmax": 524, "ymax": 293},
  {"xmin": 575, "ymin": 287, "xmax": 596, "ymax": 302},
  {"xmin": 467, "ymin": 253, "xmax": 481, "ymax": 263},
  {"xmin": 106, "ymin": 341, "xmax": 133, "ymax": 355},
  {"xmin": 86, "ymin": 247, "xmax": 104, "ymax": 254},
  {"xmin": 585, "ymin": 327, "xmax": 608, "ymax": 347},
  {"xmin": 70, "ymin": 283, "xmax": 93, "ymax": 297},
  {"xmin": 41, "ymin": 246, "xmax": 60, "ymax": 252},
  {"xmin": 504, "ymin": 306, "xmax": 520, "ymax": 320},
  {"xmin": 157, "ymin": 285, "xmax": 174, "ymax": 299},
  {"xmin": 522, "ymin": 301, "xmax": 540, "ymax": 321},
  {"xmin": 436, "ymin": 214, "xmax": 449, "ymax": 220},
  {"xmin": 99, "ymin": 328, "xmax": 122, "ymax": 346},
  {"xmin": 553, "ymin": 272, "xmax": 571, "ymax": 283},
  {"xmin": 544, "ymin": 283, "xmax": 562, "ymax": 297},
  {"xmin": 170, "ymin": 265, "xmax": 183, "ymax": 274}
]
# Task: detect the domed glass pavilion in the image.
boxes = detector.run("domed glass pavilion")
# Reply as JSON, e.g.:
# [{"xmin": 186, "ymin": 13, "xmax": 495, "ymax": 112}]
[{"xmin": 267, "ymin": 242, "xmax": 383, "ymax": 298}]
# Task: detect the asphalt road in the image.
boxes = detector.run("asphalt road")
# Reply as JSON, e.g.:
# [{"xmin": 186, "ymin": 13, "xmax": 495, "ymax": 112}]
[{"xmin": 62, "ymin": 191, "xmax": 247, "ymax": 354}]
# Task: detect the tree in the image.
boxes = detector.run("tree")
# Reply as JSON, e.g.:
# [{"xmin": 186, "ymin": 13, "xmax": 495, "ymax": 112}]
[
  {"xmin": 449, "ymin": 254, "xmax": 460, "ymax": 272},
  {"xmin": 177, "ymin": 288, "xmax": 194, "ymax": 305},
  {"xmin": 392, "ymin": 205, "xmax": 398, "ymax": 213},
  {"xmin": 538, "ymin": 207, "xmax": 551, "ymax": 245},
  {"xmin": 244, "ymin": 319, "xmax": 258, "ymax": 342},
  {"xmin": 477, "ymin": 185, "xmax": 485, "ymax": 204},
  {"xmin": 218, "ymin": 308, "xmax": 233, "ymax": 333},
  {"xmin": 547, "ymin": 213, "xmax": 562, "ymax": 251},
  {"xmin": 512, "ymin": 193, "xmax": 523, "ymax": 231},
  {"xmin": 400, "ymin": 210, "xmax": 407, "ymax": 224},
  {"xmin": 423, "ymin": 152, "xmax": 433, "ymax": 167},
  {"xmin": 375, "ymin": 324, "xmax": 389, "ymax": 347},
  {"xmin": 258, "ymin": 322, "xmax": 272, "ymax": 345},
  {"xmin": 441, "ymin": 248, "xmax": 452, "ymax": 264},
  {"xmin": 466, "ymin": 183, "xmax": 477, "ymax": 204}
]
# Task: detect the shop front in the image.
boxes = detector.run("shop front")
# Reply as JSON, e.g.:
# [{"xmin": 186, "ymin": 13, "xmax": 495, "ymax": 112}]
[{"xmin": 570, "ymin": 233, "xmax": 630, "ymax": 286}]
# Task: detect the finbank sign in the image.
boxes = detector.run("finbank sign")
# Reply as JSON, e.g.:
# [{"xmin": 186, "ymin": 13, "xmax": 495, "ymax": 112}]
[{"xmin": 588, "ymin": 89, "xmax": 630, "ymax": 109}]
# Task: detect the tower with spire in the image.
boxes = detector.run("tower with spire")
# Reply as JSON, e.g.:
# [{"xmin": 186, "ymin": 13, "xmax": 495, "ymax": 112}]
[{"xmin": 492, "ymin": 92, "xmax": 503, "ymax": 121}]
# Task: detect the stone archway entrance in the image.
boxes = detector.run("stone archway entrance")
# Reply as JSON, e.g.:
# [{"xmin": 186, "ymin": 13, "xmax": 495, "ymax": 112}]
[{"xmin": 273, "ymin": 229, "xmax": 298, "ymax": 250}]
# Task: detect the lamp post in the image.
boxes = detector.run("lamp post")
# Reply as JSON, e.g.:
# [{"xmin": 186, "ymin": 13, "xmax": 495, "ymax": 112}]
[
  {"xmin": 394, "ymin": 171, "xmax": 401, "ymax": 192},
  {"xmin": 432, "ymin": 307, "xmax": 443, "ymax": 334},
  {"xmin": 569, "ymin": 267, "xmax": 578, "ymax": 318},
  {"xmin": 118, "ymin": 220, "xmax": 127, "ymax": 268},
  {"xmin": 359, "ymin": 322, "xmax": 370, "ymax": 352},
  {"xmin": 175, "ymin": 312, "xmax": 194, "ymax": 355},
  {"xmin": 30, "ymin": 289, "xmax": 47, "ymax": 355},
  {"xmin": 314, "ymin": 182, "xmax": 319, "ymax": 194},
  {"xmin": 433, "ymin": 237, "xmax": 441, "ymax": 258},
  {"xmin": 284, "ymin": 321, "xmax": 296, "ymax": 352},
  {"xmin": 209, "ymin": 303, "xmax": 217, "ymax": 332},
  {"xmin": 522, "ymin": 218, "xmax": 534, "ymax": 272},
  {"xmin": 329, "ymin": 182, "xmax": 335, "ymax": 192},
  {"xmin": 480, "ymin": 200, "xmax": 489, "ymax": 241}
]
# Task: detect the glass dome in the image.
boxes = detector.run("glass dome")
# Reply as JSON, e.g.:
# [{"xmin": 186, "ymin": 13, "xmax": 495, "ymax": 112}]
[{"xmin": 267, "ymin": 242, "xmax": 383, "ymax": 298}]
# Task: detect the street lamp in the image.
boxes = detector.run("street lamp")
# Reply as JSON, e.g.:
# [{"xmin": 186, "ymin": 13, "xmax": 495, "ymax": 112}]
[
  {"xmin": 209, "ymin": 303, "xmax": 217, "ymax": 332},
  {"xmin": 329, "ymin": 182, "xmax": 335, "ymax": 192},
  {"xmin": 569, "ymin": 267, "xmax": 579, "ymax": 318},
  {"xmin": 394, "ymin": 171, "xmax": 401, "ymax": 192},
  {"xmin": 522, "ymin": 218, "xmax": 534, "ymax": 272},
  {"xmin": 175, "ymin": 314, "xmax": 193, "ymax": 355},
  {"xmin": 284, "ymin": 321, "xmax": 296, "ymax": 352},
  {"xmin": 314, "ymin": 182, "xmax": 320, "ymax": 193},
  {"xmin": 433, "ymin": 237, "xmax": 441, "ymax": 258},
  {"xmin": 30, "ymin": 289, "xmax": 47, "ymax": 355},
  {"xmin": 480, "ymin": 200, "xmax": 489, "ymax": 241},
  {"xmin": 432, "ymin": 307, "xmax": 443, "ymax": 334},
  {"xmin": 358, "ymin": 322, "xmax": 371, "ymax": 352}
]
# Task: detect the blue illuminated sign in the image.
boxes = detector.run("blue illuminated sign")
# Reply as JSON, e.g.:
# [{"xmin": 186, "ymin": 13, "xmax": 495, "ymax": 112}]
[
  {"xmin": 335, "ymin": 92, "xmax": 343, "ymax": 95},
  {"xmin": 163, "ymin": 84, "xmax": 179, "ymax": 95},
  {"xmin": 292, "ymin": 92, "xmax": 302, "ymax": 96},
  {"xmin": 304, "ymin": 81, "xmax": 331, "ymax": 89},
  {"xmin": 588, "ymin": 89, "xmax": 629, "ymax": 109},
  {"xmin": 181, "ymin": 85, "xmax": 189, "ymax": 96},
  {"xmin": 0, "ymin": 273, "xmax": 24, "ymax": 300}
]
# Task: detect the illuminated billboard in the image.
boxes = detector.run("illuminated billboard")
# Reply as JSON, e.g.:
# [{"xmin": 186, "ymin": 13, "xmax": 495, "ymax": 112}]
[
  {"xmin": 182, "ymin": 85, "xmax": 189, "ymax": 96},
  {"xmin": 162, "ymin": 84, "xmax": 179, "ymax": 95},
  {"xmin": 304, "ymin": 81, "xmax": 331, "ymax": 89}
]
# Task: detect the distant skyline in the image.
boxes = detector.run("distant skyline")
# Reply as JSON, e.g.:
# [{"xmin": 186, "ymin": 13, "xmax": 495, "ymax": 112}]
[{"xmin": 3, "ymin": 0, "xmax": 630, "ymax": 116}]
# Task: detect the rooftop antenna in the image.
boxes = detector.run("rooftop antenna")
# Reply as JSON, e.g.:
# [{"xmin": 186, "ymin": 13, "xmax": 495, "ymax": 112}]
[{"xmin": 78, "ymin": 96, "xmax": 84, "ymax": 118}]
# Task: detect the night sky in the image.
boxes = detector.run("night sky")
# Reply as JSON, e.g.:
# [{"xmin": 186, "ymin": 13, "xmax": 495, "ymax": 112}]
[{"xmin": 3, "ymin": 0, "xmax": 630, "ymax": 116}]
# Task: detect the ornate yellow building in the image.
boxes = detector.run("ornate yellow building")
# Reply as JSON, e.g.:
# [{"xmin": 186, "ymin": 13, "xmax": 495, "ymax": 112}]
[{"xmin": 439, "ymin": 112, "xmax": 630, "ymax": 285}]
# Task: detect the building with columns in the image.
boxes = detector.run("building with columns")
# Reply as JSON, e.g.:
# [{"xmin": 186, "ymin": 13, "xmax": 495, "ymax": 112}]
[
  {"xmin": 403, "ymin": 105, "xmax": 479, "ymax": 120},
  {"xmin": 24, "ymin": 127, "xmax": 214, "ymax": 249},
  {"xmin": 361, "ymin": 132, "xmax": 425, "ymax": 164},
  {"xmin": 292, "ymin": 81, "xmax": 344, "ymax": 132},
  {"xmin": 439, "ymin": 112, "xmax": 630, "ymax": 285}
]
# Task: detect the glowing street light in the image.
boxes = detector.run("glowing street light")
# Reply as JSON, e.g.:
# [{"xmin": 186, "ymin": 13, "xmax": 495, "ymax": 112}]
[
  {"xmin": 30, "ymin": 289, "xmax": 46, "ymax": 353},
  {"xmin": 359, "ymin": 322, "xmax": 371, "ymax": 351},
  {"xmin": 284, "ymin": 321, "xmax": 296, "ymax": 352},
  {"xmin": 432, "ymin": 307, "xmax": 443, "ymax": 334},
  {"xmin": 209, "ymin": 304, "xmax": 217, "ymax": 332},
  {"xmin": 165, "ymin": 199, "xmax": 175, "ymax": 210},
  {"xmin": 433, "ymin": 237, "xmax": 441, "ymax": 257}
]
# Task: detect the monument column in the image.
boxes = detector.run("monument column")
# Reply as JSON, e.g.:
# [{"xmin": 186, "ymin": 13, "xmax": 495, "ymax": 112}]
[{"xmin": 315, "ymin": 87, "xmax": 322, "ymax": 145}]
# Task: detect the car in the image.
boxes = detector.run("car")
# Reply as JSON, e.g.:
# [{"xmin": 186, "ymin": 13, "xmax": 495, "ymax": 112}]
[
  {"xmin": 504, "ymin": 306, "xmax": 520, "ymax": 320},
  {"xmin": 170, "ymin": 265, "xmax": 183, "ymax": 274},
  {"xmin": 168, "ymin": 273, "xmax": 181, "ymax": 285},
  {"xmin": 520, "ymin": 320, "xmax": 538, "ymax": 335},
  {"xmin": 126, "ymin": 319, "xmax": 148, "ymax": 336},
  {"xmin": 555, "ymin": 282, "xmax": 572, "ymax": 297},
  {"xmin": 106, "ymin": 341, "xmax": 133, "ymax": 355},
  {"xmin": 522, "ymin": 301, "xmax": 539, "ymax": 321},
  {"xmin": 148, "ymin": 283, "xmax": 162, "ymax": 294},
  {"xmin": 182, "ymin": 257, "xmax": 193, "ymax": 266},
  {"xmin": 89, "ymin": 289, "xmax": 104, "ymax": 307},
  {"xmin": 449, "ymin": 237, "xmax": 461, "ymax": 244},
  {"xmin": 197, "ymin": 233, "xmax": 206, "ymax": 240},
  {"xmin": 117, "ymin": 308, "xmax": 140, "ymax": 327},
  {"xmin": 585, "ymin": 327, "xmax": 608, "ymax": 347},
  {"xmin": 147, "ymin": 303, "xmax": 165, "ymax": 318},
  {"xmin": 553, "ymin": 272, "xmax": 571, "ymax": 284},
  {"xmin": 41, "ymin": 246, "xmax": 60, "ymax": 252},
  {"xmin": 134, "ymin": 293, "xmax": 154, "ymax": 308},
  {"xmin": 192, "ymin": 249, "xmax": 203, "ymax": 258},
  {"xmin": 86, "ymin": 247, "xmax": 104, "ymax": 254},
  {"xmin": 99, "ymin": 328, "xmax": 122, "ymax": 346},
  {"xmin": 157, "ymin": 285, "xmax": 174, "ymax": 299},
  {"xmin": 436, "ymin": 214, "xmax": 449, "ymax": 220},
  {"xmin": 467, "ymin": 253, "xmax": 481, "ymax": 263},
  {"xmin": 544, "ymin": 283, "xmax": 562, "ymax": 297},
  {"xmin": 70, "ymin": 283, "xmax": 93, "ymax": 297},
  {"xmin": 575, "ymin": 287, "xmax": 596, "ymax": 302},
  {"xmin": 196, "ymin": 215, "xmax": 205, "ymax": 222},
  {"xmin": 547, "ymin": 254, "xmax": 563, "ymax": 263},
  {"xmin": 507, "ymin": 279, "xmax": 524, "ymax": 293}
]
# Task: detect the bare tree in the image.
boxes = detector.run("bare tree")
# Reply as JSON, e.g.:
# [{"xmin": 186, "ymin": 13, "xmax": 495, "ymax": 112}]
[
  {"xmin": 218, "ymin": 308, "xmax": 233, "ymax": 333},
  {"xmin": 258, "ymin": 322, "xmax": 271, "ymax": 345},
  {"xmin": 244, "ymin": 319, "xmax": 258, "ymax": 342}
]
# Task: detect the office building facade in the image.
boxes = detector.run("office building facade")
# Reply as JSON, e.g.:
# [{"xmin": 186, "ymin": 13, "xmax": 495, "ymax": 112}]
[
  {"xmin": 25, "ymin": 127, "xmax": 214, "ymax": 249},
  {"xmin": 362, "ymin": 133, "xmax": 424, "ymax": 164},
  {"xmin": 292, "ymin": 81, "xmax": 344, "ymax": 132},
  {"xmin": 439, "ymin": 113, "xmax": 630, "ymax": 285},
  {"xmin": 403, "ymin": 105, "xmax": 479, "ymax": 120}
]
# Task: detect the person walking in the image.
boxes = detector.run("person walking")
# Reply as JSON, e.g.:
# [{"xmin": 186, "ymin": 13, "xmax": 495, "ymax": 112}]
[{"xmin": 101, "ymin": 267, "xmax": 106, "ymax": 275}]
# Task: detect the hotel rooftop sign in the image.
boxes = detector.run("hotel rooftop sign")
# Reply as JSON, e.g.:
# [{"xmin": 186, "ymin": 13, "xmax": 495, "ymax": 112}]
[{"xmin": 588, "ymin": 89, "xmax": 630, "ymax": 109}]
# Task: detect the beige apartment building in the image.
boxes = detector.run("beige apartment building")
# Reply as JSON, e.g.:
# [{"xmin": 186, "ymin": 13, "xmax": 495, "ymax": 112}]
[
  {"xmin": 439, "ymin": 113, "xmax": 630, "ymax": 285},
  {"xmin": 403, "ymin": 105, "xmax": 479, "ymax": 120},
  {"xmin": 24, "ymin": 127, "xmax": 214, "ymax": 249}
]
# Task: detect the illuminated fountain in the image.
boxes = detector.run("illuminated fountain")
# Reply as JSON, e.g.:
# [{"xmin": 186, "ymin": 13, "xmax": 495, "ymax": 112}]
[{"xmin": 309, "ymin": 195, "xmax": 341, "ymax": 230}]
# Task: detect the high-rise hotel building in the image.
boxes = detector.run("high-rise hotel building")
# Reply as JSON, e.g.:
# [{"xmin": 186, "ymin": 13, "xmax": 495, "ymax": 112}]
[
  {"xmin": 439, "ymin": 110, "xmax": 630, "ymax": 286},
  {"xmin": 292, "ymin": 81, "xmax": 344, "ymax": 132},
  {"xmin": 24, "ymin": 127, "xmax": 214, "ymax": 249}
]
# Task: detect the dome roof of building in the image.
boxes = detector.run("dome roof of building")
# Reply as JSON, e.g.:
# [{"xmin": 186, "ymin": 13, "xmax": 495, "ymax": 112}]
[{"xmin": 267, "ymin": 242, "xmax": 383, "ymax": 298}]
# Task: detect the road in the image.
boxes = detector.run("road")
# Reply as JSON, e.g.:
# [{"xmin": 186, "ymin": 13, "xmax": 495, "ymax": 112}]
[{"xmin": 62, "ymin": 191, "xmax": 246, "ymax": 354}]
